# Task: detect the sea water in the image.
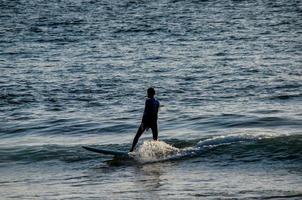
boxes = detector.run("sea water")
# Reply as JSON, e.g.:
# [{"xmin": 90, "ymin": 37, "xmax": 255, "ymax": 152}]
[{"xmin": 0, "ymin": 0, "xmax": 302, "ymax": 199}]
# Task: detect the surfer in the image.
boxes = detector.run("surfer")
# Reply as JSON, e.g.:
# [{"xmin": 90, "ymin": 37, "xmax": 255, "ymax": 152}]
[{"xmin": 130, "ymin": 87, "xmax": 160, "ymax": 152}]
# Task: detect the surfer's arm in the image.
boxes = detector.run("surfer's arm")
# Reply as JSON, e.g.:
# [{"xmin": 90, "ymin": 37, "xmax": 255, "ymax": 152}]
[{"xmin": 141, "ymin": 100, "xmax": 150, "ymax": 124}]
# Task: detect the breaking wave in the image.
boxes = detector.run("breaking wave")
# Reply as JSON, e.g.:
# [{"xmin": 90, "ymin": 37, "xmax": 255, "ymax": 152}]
[
  {"xmin": 0, "ymin": 134, "xmax": 301, "ymax": 165},
  {"xmin": 132, "ymin": 133, "xmax": 302, "ymax": 164}
]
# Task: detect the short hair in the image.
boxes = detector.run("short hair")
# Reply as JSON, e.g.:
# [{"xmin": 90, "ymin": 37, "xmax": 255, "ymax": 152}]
[{"xmin": 147, "ymin": 87, "xmax": 155, "ymax": 96}]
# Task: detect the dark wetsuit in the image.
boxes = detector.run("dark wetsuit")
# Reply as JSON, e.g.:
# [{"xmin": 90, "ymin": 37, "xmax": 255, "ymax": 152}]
[
  {"xmin": 130, "ymin": 97, "xmax": 160, "ymax": 151},
  {"xmin": 142, "ymin": 98, "xmax": 160, "ymax": 128}
]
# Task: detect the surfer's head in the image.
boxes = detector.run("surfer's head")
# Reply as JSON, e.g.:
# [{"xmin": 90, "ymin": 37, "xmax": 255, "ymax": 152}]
[{"xmin": 147, "ymin": 87, "xmax": 155, "ymax": 98}]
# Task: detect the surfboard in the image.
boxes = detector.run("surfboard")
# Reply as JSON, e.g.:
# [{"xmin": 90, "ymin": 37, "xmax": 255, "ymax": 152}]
[{"xmin": 82, "ymin": 146, "xmax": 131, "ymax": 158}]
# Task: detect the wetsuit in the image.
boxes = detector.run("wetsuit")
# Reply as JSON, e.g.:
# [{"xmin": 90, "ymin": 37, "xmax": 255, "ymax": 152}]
[{"xmin": 130, "ymin": 97, "xmax": 160, "ymax": 151}]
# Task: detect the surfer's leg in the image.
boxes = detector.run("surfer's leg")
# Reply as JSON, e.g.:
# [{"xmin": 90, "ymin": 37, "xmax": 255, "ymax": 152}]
[
  {"xmin": 130, "ymin": 125, "xmax": 145, "ymax": 152},
  {"xmin": 151, "ymin": 123, "xmax": 158, "ymax": 141}
]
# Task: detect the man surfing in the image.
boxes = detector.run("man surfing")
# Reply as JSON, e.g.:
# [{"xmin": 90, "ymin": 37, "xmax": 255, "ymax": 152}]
[{"xmin": 129, "ymin": 87, "xmax": 160, "ymax": 152}]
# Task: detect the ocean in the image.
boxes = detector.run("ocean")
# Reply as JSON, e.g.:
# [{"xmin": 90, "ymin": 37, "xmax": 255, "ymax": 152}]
[{"xmin": 0, "ymin": 0, "xmax": 302, "ymax": 199}]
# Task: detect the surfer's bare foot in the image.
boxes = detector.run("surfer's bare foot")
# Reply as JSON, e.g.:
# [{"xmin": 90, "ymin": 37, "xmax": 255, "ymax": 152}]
[{"xmin": 128, "ymin": 151, "xmax": 136, "ymax": 157}]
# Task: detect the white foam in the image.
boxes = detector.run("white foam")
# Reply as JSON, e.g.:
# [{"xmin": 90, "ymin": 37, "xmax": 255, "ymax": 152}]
[
  {"xmin": 197, "ymin": 133, "xmax": 274, "ymax": 148},
  {"xmin": 134, "ymin": 140, "xmax": 180, "ymax": 163}
]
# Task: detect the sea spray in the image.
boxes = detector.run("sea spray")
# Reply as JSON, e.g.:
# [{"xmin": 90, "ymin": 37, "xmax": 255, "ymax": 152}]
[{"xmin": 134, "ymin": 140, "xmax": 180, "ymax": 163}]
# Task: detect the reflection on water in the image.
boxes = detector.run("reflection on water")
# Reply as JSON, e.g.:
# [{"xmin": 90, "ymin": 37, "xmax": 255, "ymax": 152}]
[{"xmin": 134, "ymin": 163, "xmax": 166, "ymax": 192}]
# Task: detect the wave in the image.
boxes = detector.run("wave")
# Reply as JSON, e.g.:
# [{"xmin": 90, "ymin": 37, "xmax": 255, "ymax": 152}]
[
  {"xmin": 131, "ymin": 134, "xmax": 269, "ymax": 163},
  {"xmin": 132, "ymin": 133, "xmax": 295, "ymax": 163},
  {"xmin": 269, "ymin": 93, "xmax": 302, "ymax": 100},
  {"xmin": 0, "ymin": 134, "xmax": 301, "ymax": 165},
  {"xmin": 192, "ymin": 134, "xmax": 302, "ymax": 164}
]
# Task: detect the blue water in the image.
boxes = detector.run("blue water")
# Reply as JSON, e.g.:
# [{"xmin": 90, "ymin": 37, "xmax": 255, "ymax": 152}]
[{"xmin": 1, "ymin": 0, "xmax": 302, "ymax": 199}]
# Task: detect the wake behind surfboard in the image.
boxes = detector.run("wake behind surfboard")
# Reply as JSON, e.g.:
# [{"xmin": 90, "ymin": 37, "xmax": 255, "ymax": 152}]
[{"xmin": 82, "ymin": 146, "xmax": 132, "ymax": 158}]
